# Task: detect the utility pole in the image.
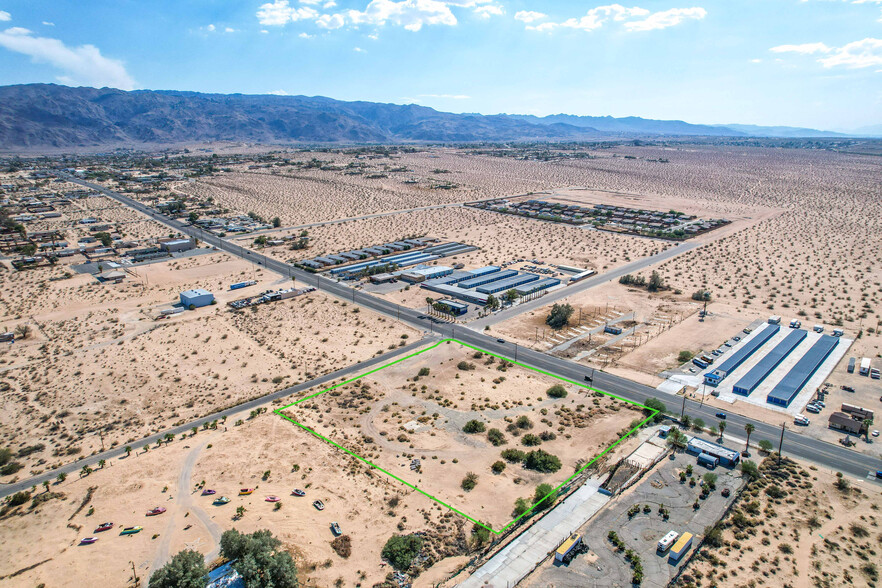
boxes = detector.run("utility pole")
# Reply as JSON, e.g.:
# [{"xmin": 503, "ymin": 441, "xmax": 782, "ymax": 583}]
[
  {"xmin": 130, "ymin": 561, "xmax": 139, "ymax": 587},
  {"xmin": 778, "ymin": 422, "xmax": 785, "ymax": 465},
  {"xmin": 514, "ymin": 343, "xmax": 518, "ymax": 362},
  {"xmin": 680, "ymin": 393, "xmax": 687, "ymax": 421}
]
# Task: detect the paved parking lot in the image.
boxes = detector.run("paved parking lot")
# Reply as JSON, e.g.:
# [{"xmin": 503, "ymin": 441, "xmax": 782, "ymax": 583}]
[{"xmin": 525, "ymin": 452, "xmax": 744, "ymax": 588}]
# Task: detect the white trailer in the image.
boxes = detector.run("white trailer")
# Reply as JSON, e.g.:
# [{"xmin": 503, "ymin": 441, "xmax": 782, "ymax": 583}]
[{"xmin": 860, "ymin": 358, "xmax": 871, "ymax": 376}]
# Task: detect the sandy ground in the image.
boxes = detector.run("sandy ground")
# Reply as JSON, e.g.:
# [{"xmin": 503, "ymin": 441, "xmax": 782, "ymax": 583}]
[
  {"xmin": 675, "ymin": 456, "xmax": 882, "ymax": 588},
  {"xmin": 0, "ymin": 252, "xmax": 417, "ymax": 480},
  {"xmin": 284, "ymin": 341, "xmax": 644, "ymax": 531}
]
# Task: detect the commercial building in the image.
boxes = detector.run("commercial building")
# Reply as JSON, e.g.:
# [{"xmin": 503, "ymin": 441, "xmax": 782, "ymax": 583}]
[
  {"xmin": 159, "ymin": 238, "xmax": 195, "ymax": 253},
  {"xmin": 399, "ymin": 266, "xmax": 453, "ymax": 283},
  {"xmin": 458, "ymin": 269, "xmax": 518, "ymax": 290},
  {"xmin": 420, "ymin": 282, "xmax": 490, "ymax": 305},
  {"xmin": 767, "ymin": 335, "xmax": 839, "ymax": 407},
  {"xmin": 828, "ymin": 412, "xmax": 864, "ymax": 434},
  {"xmin": 435, "ymin": 299, "xmax": 468, "ymax": 316},
  {"xmin": 686, "ymin": 437, "xmax": 740, "ymax": 466},
  {"xmin": 841, "ymin": 403, "xmax": 874, "ymax": 421},
  {"xmin": 732, "ymin": 329, "xmax": 807, "ymax": 396},
  {"xmin": 180, "ymin": 289, "xmax": 215, "ymax": 309},
  {"xmin": 704, "ymin": 324, "xmax": 779, "ymax": 386},
  {"xmin": 476, "ymin": 273, "xmax": 540, "ymax": 295},
  {"xmin": 514, "ymin": 277, "xmax": 560, "ymax": 296}
]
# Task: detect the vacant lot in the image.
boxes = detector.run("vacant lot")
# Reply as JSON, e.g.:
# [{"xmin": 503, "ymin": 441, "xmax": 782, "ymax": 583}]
[
  {"xmin": 283, "ymin": 340, "xmax": 645, "ymax": 531},
  {"xmin": 675, "ymin": 456, "xmax": 882, "ymax": 588}
]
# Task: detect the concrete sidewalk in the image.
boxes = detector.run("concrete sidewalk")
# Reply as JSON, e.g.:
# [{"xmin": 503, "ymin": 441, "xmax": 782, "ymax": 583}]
[{"xmin": 458, "ymin": 479, "xmax": 609, "ymax": 588}]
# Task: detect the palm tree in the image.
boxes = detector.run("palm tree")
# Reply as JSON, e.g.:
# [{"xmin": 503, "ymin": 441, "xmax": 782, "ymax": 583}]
[
  {"xmin": 98, "ymin": 459, "xmax": 106, "ymax": 469},
  {"xmin": 42, "ymin": 480, "xmax": 50, "ymax": 493},
  {"xmin": 863, "ymin": 419, "xmax": 873, "ymax": 442},
  {"xmin": 57, "ymin": 472, "xmax": 66, "ymax": 483},
  {"xmin": 718, "ymin": 420, "xmax": 726, "ymax": 440},
  {"xmin": 124, "ymin": 445, "xmax": 132, "ymax": 457},
  {"xmin": 744, "ymin": 423, "xmax": 755, "ymax": 452},
  {"xmin": 666, "ymin": 428, "xmax": 687, "ymax": 452}
]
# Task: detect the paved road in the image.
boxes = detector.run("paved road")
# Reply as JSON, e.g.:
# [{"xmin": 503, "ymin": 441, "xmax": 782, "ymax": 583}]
[
  {"xmin": 0, "ymin": 337, "xmax": 432, "ymax": 499},
  {"xmin": 53, "ymin": 175, "xmax": 882, "ymax": 485}
]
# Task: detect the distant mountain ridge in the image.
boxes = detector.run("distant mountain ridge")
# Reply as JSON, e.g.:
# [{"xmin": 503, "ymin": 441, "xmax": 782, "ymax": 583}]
[{"xmin": 0, "ymin": 84, "xmax": 859, "ymax": 150}]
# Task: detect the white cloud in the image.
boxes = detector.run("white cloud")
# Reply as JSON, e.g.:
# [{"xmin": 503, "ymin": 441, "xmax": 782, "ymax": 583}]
[
  {"xmin": 354, "ymin": 46, "xmax": 366, "ymax": 52},
  {"xmin": 368, "ymin": 31, "xmax": 379, "ymax": 39},
  {"xmin": 770, "ymin": 42, "xmax": 832, "ymax": 55},
  {"xmin": 299, "ymin": 31, "xmax": 313, "ymax": 38},
  {"xmin": 224, "ymin": 27, "xmax": 236, "ymax": 33},
  {"xmin": 257, "ymin": 0, "xmax": 319, "ymax": 25},
  {"xmin": 269, "ymin": 89, "xmax": 289, "ymax": 95},
  {"xmin": 316, "ymin": 13, "xmax": 345, "ymax": 29},
  {"xmin": 771, "ymin": 38, "xmax": 882, "ymax": 69},
  {"xmin": 525, "ymin": 4, "xmax": 705, "ymax": 33},
  {"xmin": 0, "ymin": 27, "xmax": 136, "ymax": 89},
  {"xmin": 261, "ymin": 29, "xmax": 270, "ymax": 33},
  {"xmin": 300, "ymin": 0, "xmax": 322, "ymax": 4},
  {"xmin": 514, "ymin": 10, "xmax": 546, "ymax": 23},
  {"xmin": 205, "ymin": 24, "xmax": 216, "ymax": 32},
  {"xmin": 0, "ymin": 11, "xmax": 10, "ymax": 22},
  {"xmin": 324, "ymin": 0, "xmax": 337, "ymax": 7},
  {"xmin": 751, "ymin": 58, "xmax": 762, "ymax": 63},
  {"xmin": 474, "ymin": 4, "xmax": 504, "ymax": 18},
  {"xmin": 42, "ymin": 21, "xmax": 55, "ymax": 27},
  {"xmin": 623, "ymin": 7, "xmax": 706, "ymax": 31},
  {"xmin": 347, "ymin": 0, "xmax": 458, "ymax": 31}
]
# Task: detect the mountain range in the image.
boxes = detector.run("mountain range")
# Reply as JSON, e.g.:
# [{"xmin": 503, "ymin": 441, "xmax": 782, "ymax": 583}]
[{"xmin": 0, "ymin": 84, "xmax": 868, "ymax": 151}]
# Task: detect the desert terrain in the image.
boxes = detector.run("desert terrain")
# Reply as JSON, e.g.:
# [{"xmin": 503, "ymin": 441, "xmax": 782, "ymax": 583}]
[{"xmin": 283, "ymin": 340, "xmax": 645, "ymax": 531}]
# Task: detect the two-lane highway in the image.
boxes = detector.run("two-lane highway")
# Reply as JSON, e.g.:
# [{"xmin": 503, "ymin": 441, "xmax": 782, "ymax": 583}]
[{"xmin": 59, "ymin": 174, "xmax": 882, "ymax": 484}]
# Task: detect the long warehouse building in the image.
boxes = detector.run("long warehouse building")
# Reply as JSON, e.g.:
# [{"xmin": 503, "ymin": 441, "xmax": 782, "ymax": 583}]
[
  {"xmin": 457, "ymin": 269, "xmax": 518, "ymax": 289},
  {"xmin": 704, "ymin": 323, "xmax": 780, "ymax": 386},
  {"xmin": 476, "ymin": 273, "xmax": 540, "ymax": 294},
  {"xmin": 514, "ymin": 277, "xmax": 560, "ymax": 296},
  {"xmin": 732, "ymin": 329, "xmax": 807, "ymax": 396},
  {"xmin": 767, "ymin": 335, "xmax": 839, "ymax": 407}
]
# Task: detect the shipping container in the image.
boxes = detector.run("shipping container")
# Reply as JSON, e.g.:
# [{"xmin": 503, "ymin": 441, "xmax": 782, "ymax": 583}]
[
  {"xmin": 230, "ymin": 280, "xmax": 257, "ymax": 290},
  {"xmin": 669, "ymin": 532, "xmax": 693, "ymax": 562},
  {"xmin": 555, "ymin": 534, "xmax": 582, "ymax": 563},
  {"xmin": 847, "ymin": 357, "xmax": 856, "ymax": 373},
  {"xmin": 604, "ymin": 325, "xmax": 623, "ymax": 335}
]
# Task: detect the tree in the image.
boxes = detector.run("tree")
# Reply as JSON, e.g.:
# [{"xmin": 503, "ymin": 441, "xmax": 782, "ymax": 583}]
[
  {"xmin": 98, "ymin": 459, "xmax": 106, "ymax": 469},
  {"xmin": 148, "ymin": 549, "xmax": 207, "ymax": 588},
  {"xmin": 491, "ymin": 460, "xmax": 506, "ymax": 474},
  {"xmin": 0, "ymin": 447, "xmax": 11, "ymax": 466},
  {"xmin": 863, "ymin": 419, "xmax": 874, "ymax": 442},
  {"xmin": 125, "ymin": 445, "xmax": 132, "ymax": 457},
  {"xmin": 14, "ymin": 324, "xmax": 31, "ymax": 339},
  {"xmin": 504, "ymin": 289, "xmax": 520, "ymax": 303},
  {"xmin": 471, "ymin": 522, "xmax": 491, "ymax": 546},
  {"xmin": 272, "ymin": 216, "xmax": 281, "ymax": 228},
  {"xmin": 236, "ymin": 505, "xmax": 247, "ymax": 519},
  {"xmin": 524, "ymin": 449, "xmax": 562, "ymax": 473},
  {"xmin": 463, "ymin": 420, "xmax": 486, "ymax": 434},
  {"xmin": 461, "ymin": 472, "xmax": 478, "ymax": 491},
  {"xmin": 42, "ymin": 480, "xmax": 50, "ymax": 493},
  {"xmin": 643, "ymin": 398, "xmax": 666, "ymax": 423},
  {"xmin": 546, "ymin": 384, "xmax": 567, "ymax": 399},
  {"xmin": 758, "ymin": 439, "xmax": 774, "ymax": 453},
  {"xmin": 740, "ymin": 460, "xmax": 759, "ymax": 480},
  {"xmin": 677, "ymin": 350, "xmax": 694, "ymax": 363},
  {"xmin": 220, "ymin": 529, "xmax": 298, "ymax": 588},
  {"xmin": 533, "ymin": 483, "xmax": 556, "ymax": 511},
  {"xmin": 57, "ymin": 472, "xmax": 66, "ymax": 483},
  {"xmin": 512, "ymin": 497, "xmax": 531, "ymax": 518},
  {"xmin": 647, "ymin": 271, "xmax": 665, "ymax": 292},
  {"xmin": 718, "ymin": 420, "xmax": 727, "ymax": 439},
  {"xmin": 381, "ymin": 534, "xmax": 423, "ymax": 571},
  {"xmin": 188, "ymin": 212, "xmax": 200, "ymax": 224},
  {"xmin": 744, "ymin": 423, "xmax": 755, "ymax": 452},
  {"xmin": 94, "ymin": 232, "xmax": 113, "ymax": 247},
  {"xmin": 487, "ymin": 428, "xmax": 506, "ymax": 446},
  {"xmin": 545, "ymin": 303, "xmax": 575, "ymax": 329},
  {"xmin": 666, "ymin": 427, "xmax": 687, "ymax": 452},
  {"xmin": 485, "ymin": 294, "xmax": 500, "ymax": 311}
]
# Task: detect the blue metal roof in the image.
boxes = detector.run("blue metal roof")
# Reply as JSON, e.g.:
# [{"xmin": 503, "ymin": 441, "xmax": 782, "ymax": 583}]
[
  {"xmin": 709, "ymin": 323, "xmax": 779, "ymax": 381},
  {"xmin": 514, "ymin": 277, "xmax": 560, "ymax": 295},
  {"xmin": 733, "ymin": 330, "xmax": 807, "ymax": 396},
  {"xmin": 458, "ymin": 269, "xmax": 518, "ymax": 289},
  {"xmin": 476, "ymin": 273, "xmax": 541, "ymax": 294},
  {"xmin": 767, "ymin": 335, "xmax": 839, "ymax": 407}
]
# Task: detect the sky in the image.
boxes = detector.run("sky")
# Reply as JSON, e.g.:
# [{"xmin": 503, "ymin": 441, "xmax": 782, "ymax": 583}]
[{"xmin": 0, "ymin": 0, "xmax": 878, "ymax": 131}]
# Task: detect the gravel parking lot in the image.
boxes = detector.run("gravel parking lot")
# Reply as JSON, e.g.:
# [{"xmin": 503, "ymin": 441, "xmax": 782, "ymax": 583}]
[{"xmin": 525, "ymin": 451, "xmax": 745, "ymax": 588}]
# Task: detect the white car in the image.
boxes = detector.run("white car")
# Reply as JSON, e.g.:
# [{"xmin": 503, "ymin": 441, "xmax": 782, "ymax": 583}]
[{"xmin": 873, "ymin": 430, "xmax": 880, "ymax": 437}]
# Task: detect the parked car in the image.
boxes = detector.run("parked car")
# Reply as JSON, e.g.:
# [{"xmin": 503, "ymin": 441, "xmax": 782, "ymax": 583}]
[
  {"xmin": 330, "ymin": 522, "xmax": 342, "ymax": 536},
  {"xmin": 313, "ymin": 500, "xmax": 325, "ymax": 511},
  {"xmin": 841, "ymin": 385, "xmax": 855, "ymax": 392}
]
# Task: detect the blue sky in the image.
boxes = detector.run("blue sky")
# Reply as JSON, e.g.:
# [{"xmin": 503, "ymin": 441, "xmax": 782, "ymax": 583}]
[{"xmin": 0, "ymin": 1, "xmax": 878, "ymax": 131}]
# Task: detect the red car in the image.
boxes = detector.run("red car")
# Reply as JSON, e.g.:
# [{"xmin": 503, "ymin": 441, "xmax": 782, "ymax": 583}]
[
  {"xmin": 94, "ymin": 522, "xmax": 114, "ymax": 533},
  {"xmin": 146, "ymin": 507, "xmax": 167, "ymax": 516}
]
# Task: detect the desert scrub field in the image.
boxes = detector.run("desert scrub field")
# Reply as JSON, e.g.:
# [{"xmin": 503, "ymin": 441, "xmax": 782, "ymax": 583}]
[
  {"xmin": 283, "ymin": 340, "xmax": 645, "ymax": 530},
  {"xmin": 675, "ymin": 456, "xmax": 882, "ymax": 588},
  {"xmin": 0, "ymin": 254, "xmax": 417, "ymax": 479}
]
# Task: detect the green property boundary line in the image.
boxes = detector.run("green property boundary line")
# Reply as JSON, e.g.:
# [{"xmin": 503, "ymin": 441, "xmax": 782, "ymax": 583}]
[{"xmin": 274, "ymin": 338, "xmax": 658, "ymax": 535}]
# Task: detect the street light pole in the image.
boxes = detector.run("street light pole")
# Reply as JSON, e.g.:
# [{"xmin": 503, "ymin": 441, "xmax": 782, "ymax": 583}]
[{"xmin": 778, "ymin": 422, "xmax": 785, "ymax": 464}]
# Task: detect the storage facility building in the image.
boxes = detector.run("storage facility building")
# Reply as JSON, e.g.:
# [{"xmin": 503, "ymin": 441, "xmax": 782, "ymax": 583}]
[
  {"xmin": 399, "ymin": 266, "xmax": 453, "ymax": 283},
  {"xmin": 420, "ymin": 282, "xmax": 490, "ymax": 305},
  {"xmin": 704, "ymin": 323, "xmax": 779, "ymax": 386},
  {"xmin": 180, "ymin": 289, "xmax": 214, "ymax": 309},
  {"xmin": 514, "ymin": 277, "xmax": 560, "ymax": 296},
  {"xmin": 435, "ymin": 299, "xmax": 468, "ymax": 316},
  {"xmin": 732, "ymin": 329, "xmax": 807, "ymax": 396},
  {"xmin": 767, "ymin": 335, "xmax": 839, "ymax": 407},
  {"xmin": 476, "ymin": 273, "xmax": 540, "ymax": 294},
  {"xmin": 457, "ymin": 269, "xmax": 518, "ymax": 290},
  {"xmin": 686, "ymin": 437, "xmax": 740, "ymax": 466}
]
